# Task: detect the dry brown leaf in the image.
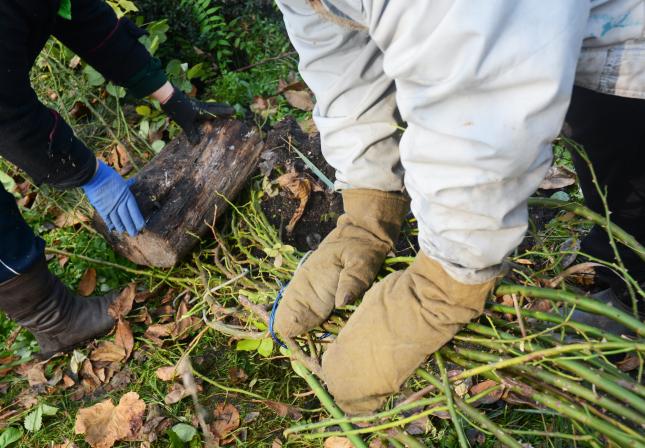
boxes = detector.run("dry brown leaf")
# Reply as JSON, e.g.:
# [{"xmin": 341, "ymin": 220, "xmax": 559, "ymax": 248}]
[
  {"xmin": 52, "ymin": 439, "xmax": 79, "ymax": 448},
  {"xmin": 271, "ymin": 438, "xmax": 283, "ymax": 448},
  {"xmin": 469, "ymin": 380, "xmax": 503, "ymax": 406},
  {"xmin": 90, "ymin": 342, "xmax": 126, "ymax": 363},
  {"xmin": 80, "ymin": 359, "xmax": 101, "ymax": 393},
  {"xmin": 63, "ymin": 374, "xmax": 76, "ymax": 389},
  {"xmin": 260, "ymin": 400, "xmax": 303, "ymax": 421},
  {"xmin": 114, "ymin": 319, "xmax": 134, "ymax": 361},
  {"xmin": 75, "ymin": 391, "xmax": 146, "ymax": 448},
  {"xmin": 276, "ymin": 79, "xmax": 306, "ymax": 94},
  {"xmin": 228, "ymin": 367, "xmax": 248, "ymax": 385},
  {"xmin": 276, "ymin": 171, "xmax": 322, "ymax": 233},
  {"xmin": 54, "ymin": 210, "xmax": 89, "ymax": 228},
  {"xmin": 58, "ymin": 255, "xmax": 70, "ymax": 268},
  {"xmin": 250, "ymin": 96, "xmax": 278, "ymax": 118},
  {"xmin": 211, "ymin": 403, "xmax": 240, "ymax": 444},
  {"xmin": 0, "ymin": 355, "xmax": 19, "ymax": 377},
  {"xmin": 108, "ymin": 283, "xmax": 136, "ymax": 319},
  {"xmin": 145, "ymin": 323, "xmax": 176, "ymax": 344},
  {"xmin": 164, "ymin": 383, "xmax": 189, "ymax": 405},
  {"xmin": 174, "ymin": 298, "xmax": 199, "ymax": 339},
  {"xmin": 617, "ymin": 354, "xmax": 640, "ymax": 372},
  {"xmin": 108, "ymin": 144, "xmax": 132, "ymax": 175},
  {"xmin": 545, "ymin": 262, "xmax": 600, "ymax": 288},
  {"xmin": 77, "ymin": 268, "xmax": 97, "ymax": 296},
  {"xmin": 283, "ymin": 90, "xmax": 314, "ymax": 111},
  {"xmin": 297, "ymin": 117, "xmax": 318, "ymax": 134},
  {"xmin": 155, "ymin": 366, "xmax": 178, "ymax": 382},
  {"xmin": 24, "ymin": 362, "xmax": 48, "ymax": 387},
  {"xmin": 324, "ymin": 437, "xmax": 353, "ymax": 448},
  {"xmin": 539, "ymin": 165, "xmax": 576, "ymax": 190},
  {"xmin": 368, "ymin": 438, "xmax": 387, "ymax": 448}
]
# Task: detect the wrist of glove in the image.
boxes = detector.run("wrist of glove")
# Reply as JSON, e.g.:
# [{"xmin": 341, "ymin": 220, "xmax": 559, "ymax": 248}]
[
  {"xmin": 321, "ymin": 252, "xmax": 498, "ymax": 415},
  {"xmin": 82, "ymin": 161, "xmax": 145, "ymax": 237},
  {"xmin": 161, "ymin": 86, "xmax": 235, "ymax": 145},
  {"xmin": 274, "ymin": 189, "xmax": 410, "ymax": 338}
]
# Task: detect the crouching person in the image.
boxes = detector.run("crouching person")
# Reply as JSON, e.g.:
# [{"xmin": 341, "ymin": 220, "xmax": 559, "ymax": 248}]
[
  {"xmin": 0, "ymin": 0, "xmax": 233, "ymax": 358},
  {"xmin": 269, "ymin": 0, "xmax": 639, "ymax": 414}
]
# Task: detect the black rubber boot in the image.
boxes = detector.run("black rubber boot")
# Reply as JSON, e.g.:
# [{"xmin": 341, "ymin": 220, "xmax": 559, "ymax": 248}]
[{"xmin": 0, "ymin": 256, "xmax": 116, "ymax": 359}]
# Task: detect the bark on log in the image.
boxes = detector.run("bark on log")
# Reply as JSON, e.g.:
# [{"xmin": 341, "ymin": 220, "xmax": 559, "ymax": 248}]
[{"xmin": 94, "ymin": 119, "xmax": 264, "ymax": 267}]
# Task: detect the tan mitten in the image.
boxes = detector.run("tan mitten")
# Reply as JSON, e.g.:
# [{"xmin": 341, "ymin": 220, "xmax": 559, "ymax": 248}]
[
  {"xmin": 321, "ymin": 252, "xmax": 497, "ymax": 415},
  {"xmin": 274, "ymin": 189, "xmax": 409, "ymax": 337}
]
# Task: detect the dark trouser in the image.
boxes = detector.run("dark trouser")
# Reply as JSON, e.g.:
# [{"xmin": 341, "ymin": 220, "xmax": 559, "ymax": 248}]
[
  {"xmin": 0, "ymin": 184, "xmax": 43, "ymax": 283},
  {"xmin": 565, "ymin": 86, "xmax": 645, "ymax": 291}
]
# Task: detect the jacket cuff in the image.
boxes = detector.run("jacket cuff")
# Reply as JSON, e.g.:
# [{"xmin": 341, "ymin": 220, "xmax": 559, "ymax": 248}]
[{"xmin": 123, "ymin": 57, "xmax": 168, "ymax": 98}]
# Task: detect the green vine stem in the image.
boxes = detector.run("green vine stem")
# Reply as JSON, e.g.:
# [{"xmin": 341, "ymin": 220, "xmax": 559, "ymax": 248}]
[
  {"xmin": 527, "ymin": 197, "xmax": 645, "ymax": 261},
  {"xmin": 494, "ymin": 284, "xmax": 645, "ymax": 336},
  {"xmin": 290, "ymin": 361, "xmax": 368, "ymax": 448},
  {"xmin": 434, "ymin": 353, "xmax": 469, "ymax": 448}
]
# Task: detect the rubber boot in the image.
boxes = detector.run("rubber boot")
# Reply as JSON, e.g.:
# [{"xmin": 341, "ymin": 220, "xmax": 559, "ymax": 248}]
[{"xmin": 0, "ymin": 256, "xmax": 116, "ymax": 359}]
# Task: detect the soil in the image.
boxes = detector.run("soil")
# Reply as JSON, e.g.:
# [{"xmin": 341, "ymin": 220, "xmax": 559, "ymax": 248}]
[{"xmin": 260, "ymin": 118, "xmax": 343, "ymax": 251}]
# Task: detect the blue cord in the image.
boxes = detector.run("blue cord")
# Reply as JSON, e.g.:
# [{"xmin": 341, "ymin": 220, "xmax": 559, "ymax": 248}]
[
  {"xmin": 269, "ymin": 284, "xmax": 288, "ymax": 348},
  {"xmin": 269, "ymin": 283, "xmax": 332, "ymax": 349}
]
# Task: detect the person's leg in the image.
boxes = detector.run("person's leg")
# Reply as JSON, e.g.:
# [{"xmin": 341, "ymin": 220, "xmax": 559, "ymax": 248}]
[
  {"xmin": 273, "ymin": 0, "xmax": 410, "ymax": 337},
  {"xmin": 565, "ymin": 86, "xmax": 645, "ymax": 290},
  {"xmin": 0, "ymin": 184, "xmax": 116, "ymax": 358},
  {"xmin": 321, "ymin": 0, "xmax": 589, "ymax": 414},
  {"xmin": 0, "ymin": 184, "xmax": 44, "ymax": 282}
]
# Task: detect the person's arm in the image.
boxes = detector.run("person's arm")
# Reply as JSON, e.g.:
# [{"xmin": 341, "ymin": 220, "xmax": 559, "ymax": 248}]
[
  {"xmin": 52, "ymin": 0, "xmax": 234, "ymax": 144},
  {"xmin": 0, "ymin": 2, "xmax": 96, "ymax": 188}
]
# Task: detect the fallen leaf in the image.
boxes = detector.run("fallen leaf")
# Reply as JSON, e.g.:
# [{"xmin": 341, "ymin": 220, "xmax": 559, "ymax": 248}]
[
  {"xmin": 52, "ymin": 439, "xmax": 79, "ymax": 448},
  {"xmin": 539, "ymin": 165, "xmax": 576, "ymax": 190},
  {"xmin": 155, "ymin": 366, "xmax": 178, "ymax": 382},
  {"xmin": 250, "ymin": 96, "xmax": 278, "ymax": 118},
  {"xmin": 0, "ymin": 355, "xmax": 19, "ymax": 377},
  {"xmin": 80, "ymin": 359, "xmax": 101, "ymax": 393},
  {"xmin": 114, "ymin": 319, "xmax": 134, "ymax": 361},
  {"xmin": 242, "ymin": 411, "xmax": 260, "ymax": 424},
  {"xmin": 77, "ymin": 268, "xmax": 97, "ymax": 296},
  {"xmin": 25, "ymin": 362, "xmax": 48, "ymax": 387},
  {"xmin": 276, "ymin": 79, "xmax": 306, "ymax": 94},
  {"xmin": 90, "ymin": 342, "xmax": 126, "ymax": 363},
  {"xmin": 74, "ymin": 391, "xmax": 146, "ymax": 448},
  {"xmin": 271, "ymin": 438, "xmax": 283, "ymax": 448},
  {"xmin": 617, "ymin": 354, "xmax": 640, "ymax": 372},
  {"xmin": 545, "ymin": 262, "xmax": 600, "ymax": 288},
  {"xmin": 164, "ymin": 383, "xmax": 190, "ymax": 405},
  {"xmin": 211, "ymin": 403, "xmax": 240, "ymax": 444},
  {"xmin": 63, "ymin": 375, "xmax": 76, "ymax": 389},
  {"xmin": 54, "ymin": 210, "xmax": 89, "ymax": 228},
  {"xmin": 260, "ymin": 400, "xmax": 303, "ymax": 421},
  {"xmin": 297, "ymin": 117, "xmax": 317, "ymax": 134},
  {"xmin": 58, "ymin": 255, "xmax": 70, "ymax": 268},
  {"xmin": 108, "ymin": 144, "xmax": 131, "ymax": 175},
  {"xmin": 405, "ymin": 415, "xmax": 431, "ymax": 435},
  {"xmin": 283, "ymin": 90, "xmax": 314, "ymax": 111},
  {"xmin": 469, "ymin": 380, "xmax": 503, "ymax": 406},
  {"xmin": 324, "ymin": 436, "xmax": 353, "ymax": 448},
  {"xmin": 276, "ymin": 171, "xmax": 322, "ymax": 233},
  {"xmin": 144, "ymin": 323, "xmax": 175, "ymax": 345},
  {"xmin": 68, "ymin": 55, "xmax": 81, "ymax": 69},
  {"xmin": 228, "ymin": 367, "xmax": 248, "ymax": 385},
  {"xmin": 108, "ymin": 283, "xmax": 136, "ymax": 319}
]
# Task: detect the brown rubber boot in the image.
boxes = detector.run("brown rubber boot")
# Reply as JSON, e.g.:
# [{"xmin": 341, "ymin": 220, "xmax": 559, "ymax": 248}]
[{"xmin": 0, "ymin": 256, "xmax": 116, "ymax": 359}]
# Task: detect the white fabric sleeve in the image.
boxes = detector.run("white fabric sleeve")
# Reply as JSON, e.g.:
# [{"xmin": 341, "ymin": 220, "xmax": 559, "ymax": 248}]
[
  {"xmin": 276, "ymin": 0, "xmax": 404, "ymax": 192},
  {"xmin": 365, "ymin": 0, "xmax": 589, "ymax": 283}
]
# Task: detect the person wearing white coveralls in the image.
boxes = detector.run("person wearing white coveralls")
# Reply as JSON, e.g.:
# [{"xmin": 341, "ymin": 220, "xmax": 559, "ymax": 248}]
[{"xmin": 273, "ymin": 0, "xmax": 645, "ymax": 414}]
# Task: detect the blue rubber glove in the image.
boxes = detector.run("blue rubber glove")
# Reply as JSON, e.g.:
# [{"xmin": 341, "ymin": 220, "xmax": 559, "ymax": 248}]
[{"xmin": 82, "ymin": 161, "xmax": 145, "ymax": 236}]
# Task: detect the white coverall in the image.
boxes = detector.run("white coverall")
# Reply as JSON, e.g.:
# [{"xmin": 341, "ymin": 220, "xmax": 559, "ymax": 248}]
[{"xmin": 276, "ymin": 0, "xmax": 645, "ymax": 284}]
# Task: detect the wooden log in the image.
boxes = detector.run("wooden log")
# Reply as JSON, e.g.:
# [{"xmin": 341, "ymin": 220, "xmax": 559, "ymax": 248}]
[{"xmin": 94, "ymin": 119, "xmax": 264, "ymax": 268}]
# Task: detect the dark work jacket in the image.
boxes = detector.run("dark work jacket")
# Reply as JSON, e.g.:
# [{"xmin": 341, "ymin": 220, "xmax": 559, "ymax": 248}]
[{"xmin": 0, "ymin": 0, "xmax": 155, "ymax": 188}]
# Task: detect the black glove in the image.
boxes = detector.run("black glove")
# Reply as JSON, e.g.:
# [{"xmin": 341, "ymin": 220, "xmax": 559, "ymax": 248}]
[{"xmin": 161, "ymin": 87, "xmax": 235, "ymax": 145}]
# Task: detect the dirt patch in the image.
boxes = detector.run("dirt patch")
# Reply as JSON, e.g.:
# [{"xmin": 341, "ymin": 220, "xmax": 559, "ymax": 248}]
[{"xmin": 260, "ymin": 118, "xmax": 343, "ymax": 251}]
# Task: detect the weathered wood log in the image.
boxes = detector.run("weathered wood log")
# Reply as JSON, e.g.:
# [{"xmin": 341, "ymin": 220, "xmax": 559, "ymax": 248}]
[{"xmin": 94, "ymin": 119, "xmax": 264, "ymax": 267}]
